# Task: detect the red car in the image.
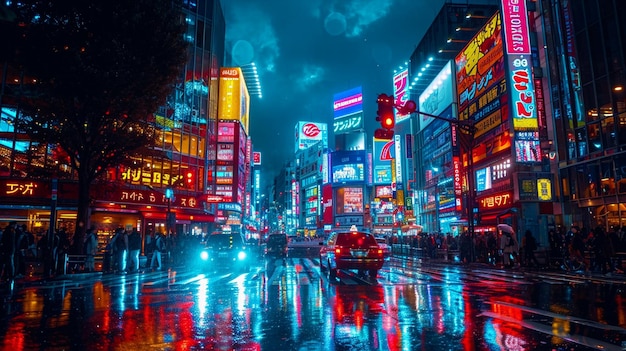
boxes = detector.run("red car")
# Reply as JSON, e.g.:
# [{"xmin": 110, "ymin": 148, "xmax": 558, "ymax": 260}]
[
  {"xmin": 319, "ymin": 228, "xmax": 385, "ymax": 279},
  {"xmin": 375, "ymin": 237, "xmax": 391, "ymax": 258}
]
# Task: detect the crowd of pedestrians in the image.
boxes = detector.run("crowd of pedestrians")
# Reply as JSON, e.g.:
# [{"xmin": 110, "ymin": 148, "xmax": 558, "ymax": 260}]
[{"xmin": 384, "ymin": 225, "xmax": 625, "ymax": 274}]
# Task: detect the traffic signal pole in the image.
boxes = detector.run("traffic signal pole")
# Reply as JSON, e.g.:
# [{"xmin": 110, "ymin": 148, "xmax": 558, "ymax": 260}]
[{"xmin": 374, "ymin": 95, "xmax": 478, "ymax": 261}]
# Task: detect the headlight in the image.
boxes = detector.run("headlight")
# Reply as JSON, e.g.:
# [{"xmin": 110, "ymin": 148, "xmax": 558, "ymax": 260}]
[
  {"xmin": 237, "ymin": 251, "xmax": 247, "ymax": 260},
  {"xmin": 200, "ymin": 251, "xmax": 209, "ymax": 261}
]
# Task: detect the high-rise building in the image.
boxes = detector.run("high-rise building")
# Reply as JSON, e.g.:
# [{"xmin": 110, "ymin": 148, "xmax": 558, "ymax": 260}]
[{"xmin": 0, "ymin": 0, "xmax": 226, "ymax": 239}]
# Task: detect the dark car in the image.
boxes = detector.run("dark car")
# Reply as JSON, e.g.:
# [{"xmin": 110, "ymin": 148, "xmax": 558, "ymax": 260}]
[
  {"xmin": 199, "ymin": 233, "xmax": 250, "ymax": 273},
  {"xmin": 265, "ymin": 233, "xmax": 288, "ymax": 259},
  {"xmin": 319, "ymin": 227, "xmax": 384, "ymax": 279}
]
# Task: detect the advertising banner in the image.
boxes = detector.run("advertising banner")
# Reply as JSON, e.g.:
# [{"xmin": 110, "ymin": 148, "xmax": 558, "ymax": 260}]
[
  {"xmin": 418, "ymin": 61, "xmax": 454, "ymax": 131},
  {"xmin": 393, "ymin": 68, "xmax": 410, "ymax": 123},
  {"xmin": 295, "ymin": 121, "xmax": 327, "ymax": 151},
  {"xmin": 322, "ymin": 184, "xmax": 333, "ymax": 224},
  {"xmin": 372, "ymin": 138, "xmax": 394, "ymax": 184},
  {"xmin": 331, "ymin": 150, "xmax": 366, "ymax": 183},
  {"xmin": 333, "ymin": 86, "xmax": 363, "ymax": 133},
  {"xmin": 333, "ymin": 86, "xmax": 363, "ymax": 119},
  {"xmin": 218, "ymin": 67, "xmax": 250, "ymax": 134},
  {"xmin": 455, "ymin": 13, "xmax": 505, "ymax": 112},
  {"xmin": 253, "ymin": 151, "xmax": 261, "ymax": 165}
]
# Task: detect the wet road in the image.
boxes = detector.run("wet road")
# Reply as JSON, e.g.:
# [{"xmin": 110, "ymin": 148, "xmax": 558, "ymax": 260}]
[{"xmin": 1, "ymin": 247, "xmax": 625, "ymax": 350}]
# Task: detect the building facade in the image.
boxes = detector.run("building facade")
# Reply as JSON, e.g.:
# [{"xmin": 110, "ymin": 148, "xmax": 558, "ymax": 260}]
[{"xmin": 0, "ymin": 0, "xmax": 226, "ymax": 241}]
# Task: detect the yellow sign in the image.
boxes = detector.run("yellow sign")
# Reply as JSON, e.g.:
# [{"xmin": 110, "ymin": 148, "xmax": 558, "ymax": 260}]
[
  {"xmin": 218, "ymin": 67, "xmax": 250, "ymax": 135},
  {"xmin": 537, "ymin": 178, "xmax": 552, "ymax": 201},
  {"xmin": 474, "ymin": 109, "xmax": 501, "ymax": 138}
]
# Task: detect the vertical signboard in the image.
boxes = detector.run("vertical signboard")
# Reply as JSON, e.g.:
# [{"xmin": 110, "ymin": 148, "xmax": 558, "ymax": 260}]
[
  {"xmin": 393, "ymin": 68, "xmax": 410, "ymax": 123},
  {"xmin": 219, "ymin": 67, "xmax": 250, "ymax": 134},
  {"xmin": 394, "ymin": 135, "xmax": 403, "ymax": 186}
]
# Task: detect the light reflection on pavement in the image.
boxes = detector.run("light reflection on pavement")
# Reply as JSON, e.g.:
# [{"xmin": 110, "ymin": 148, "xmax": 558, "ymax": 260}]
[{"xmin": 0, "ymin": 255, "xmax": 625, "ymax": 351}]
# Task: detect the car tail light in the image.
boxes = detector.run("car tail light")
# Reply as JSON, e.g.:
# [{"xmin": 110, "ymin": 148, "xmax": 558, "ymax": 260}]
[
  {"xmin": 335, "ymin": 247, "xmax": 342, "ymax": 255},
  {"xmin": 377, "ymin": 249, "xmax": 383, "ymax": 255}
]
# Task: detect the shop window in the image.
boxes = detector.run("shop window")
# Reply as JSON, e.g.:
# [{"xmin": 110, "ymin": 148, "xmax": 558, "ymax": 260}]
[
  {"xmin": 600, "ymin": 162, "xmax": 616, "ymax": 195},
  {"xmin": 587, "ymin": 122, "xmax": 602, "ymax": 153},
  {"xmin": 601, "ymin": 116, "xmax": 616, "ymax": 149}
]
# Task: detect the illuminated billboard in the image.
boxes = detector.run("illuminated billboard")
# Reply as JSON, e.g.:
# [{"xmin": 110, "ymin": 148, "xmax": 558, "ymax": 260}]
[
  {"xmin": 294, "ymin": 121, "xmax": 328, "ymax": 151},
  {"xmin": 393, "ymin": 68, "xmax": 410, "ymax": 123},
  {"xmin": 330, "ymin": 150, "xmax": 366, "ymax": 184},
  {"xmin": 253, "ymin": 151, "xmax": 261, "ymax": 166},
  {"xmin": 333, "ymin": 86, "xmax": 363, "ymax": 134},
  {"xmin": 418, "ymin": 61, "xmax": 454, "ymax": 131},
  {"xmin": 372, "ymin": 138, "xmax": 394, "ymax": 184},
  {"xmin": 455, "ymin": 13, "xmax": 505, "ymax": 112},
  {"xmin": 218, "ymin": 67, "xmax": 250, "ymax": 135}
]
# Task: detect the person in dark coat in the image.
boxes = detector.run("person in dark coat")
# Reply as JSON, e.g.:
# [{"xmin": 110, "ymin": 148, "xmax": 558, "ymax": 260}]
[
  {"xmin": 523, "ymin": 230, "xmax": 541, "ymax": 268},
  {"xmin": 1, "ymin": 222, "xmax": 17, "ymax": 280}
]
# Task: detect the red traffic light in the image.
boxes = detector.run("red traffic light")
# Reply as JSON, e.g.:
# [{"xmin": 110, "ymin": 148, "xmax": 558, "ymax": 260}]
[{"xmin": 376, "ymin": 93, "xmax": 395, "ymax": 130}]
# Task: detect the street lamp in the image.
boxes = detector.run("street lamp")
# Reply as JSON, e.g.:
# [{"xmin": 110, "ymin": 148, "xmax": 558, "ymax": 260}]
[{"xmin": 165, "ymin": 187, "xmax": 174, "ymax": 235}]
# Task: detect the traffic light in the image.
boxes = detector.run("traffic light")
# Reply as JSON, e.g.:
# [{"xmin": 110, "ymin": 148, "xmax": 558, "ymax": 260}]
[
  {"xmin": 374, "ymin": 93, "xmax": 396, "ymax": 140},
  {"xmin": 376, "ymin": 93, "xmax": 395, "ymax": 130}
]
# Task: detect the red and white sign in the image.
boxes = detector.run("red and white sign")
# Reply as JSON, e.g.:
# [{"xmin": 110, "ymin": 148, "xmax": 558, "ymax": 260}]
[
  {"xmin": 501, "ymin": 0, "xmax": 531, "ymax": 55},
  {"xmin": 302, "ymin": 123, "xmax": 321, "ymax": 138},
  {"xmin": 379, "ymin": 140, "xmax": 394, "ymax": 161},
  {"xmin": 253, "ymin": 151, "xmax": 261, "ymax": 165}
]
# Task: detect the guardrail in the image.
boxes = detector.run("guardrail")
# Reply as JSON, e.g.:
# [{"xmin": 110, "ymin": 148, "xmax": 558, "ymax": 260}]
[{"xmin": 64, "ymin": 253, "xmax": 104, "ymax": 274}]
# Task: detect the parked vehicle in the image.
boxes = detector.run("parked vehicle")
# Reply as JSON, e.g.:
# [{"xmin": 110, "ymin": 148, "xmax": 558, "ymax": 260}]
[{"xmin": 319, "ymin": 226, "xmax": 384, "ymax": 279}]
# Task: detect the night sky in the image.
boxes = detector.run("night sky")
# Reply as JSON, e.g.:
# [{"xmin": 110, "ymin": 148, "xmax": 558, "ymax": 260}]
[{"xmin": 222, "ymin": 0, "xmax": 447, "ymax": 185}]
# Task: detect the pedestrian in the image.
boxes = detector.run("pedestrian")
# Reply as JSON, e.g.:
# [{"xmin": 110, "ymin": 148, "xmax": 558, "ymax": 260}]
[
  {"xmin": 15, "ymin": 224, "xmax": 28, "ymax": 277},
  {"xmin": 127, "ymin": 228, "xmax": 142, "ymax": 273},
  {"xmin": 150, "ymin": 232, "xmax": 166, "ymax": 270},
  {"xmin": 84, "ymin": 226, "xmax": 98, "ymax": 272},
  {"xmin": 523, "ymin": 230, "xmax": 541, "ymax": 268},
  {"xmin": 500, "ymin": 230, "xmax": 518, "ymax": 268},
  {"xmin": 110, "ymin": 228, "xmax": 128, "ymax": 273},
  {"xmin": 1, "ymin": 222, "xmax": 17, "ymax": 280}
]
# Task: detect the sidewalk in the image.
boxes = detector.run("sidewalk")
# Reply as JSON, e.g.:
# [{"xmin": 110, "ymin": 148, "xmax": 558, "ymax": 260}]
[{"xmin": 392, "ymin": 246, "xmax": 626, "ymax": 284}]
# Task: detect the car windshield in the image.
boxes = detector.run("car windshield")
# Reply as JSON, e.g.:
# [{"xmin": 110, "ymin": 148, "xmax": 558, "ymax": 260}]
[
  {"xmin": 206, "ymin": 234, "xmax": 241, "ymax": 247},
  {"xmin": 375, "ymin": 238, "xmax": 386, "ymax": 244},
  {"xmin": 335, "ymin": 232, "xmax": 377, "ymax": 246},
  {"xmin": 268, "ymin": 235, "xmax": 287, "ymax": 244}
]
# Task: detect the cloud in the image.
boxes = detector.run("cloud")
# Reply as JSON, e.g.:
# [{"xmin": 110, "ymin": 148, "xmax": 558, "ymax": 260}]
[
  {"xmin": 292, "ymin": 64, "xmax": 326, "ymax": 90},
  {"xmin": 224, "ymin": 3, "xmax": 280, "ymax": 73},
  {"xmin": 318, "ymin": 0, "xmax": 393, "ymax": 37}
]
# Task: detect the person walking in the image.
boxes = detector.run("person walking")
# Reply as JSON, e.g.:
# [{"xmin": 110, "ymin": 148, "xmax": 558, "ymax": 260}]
[
  {"xmin": 523, "ymin": 230, "xmax": 541, "ymax": 268},
  {"xmin": 500, "ymin": 230, "xmax": 519, "ymax": 268},
  {"xmin": 150, "ymin": 232, "xmax": 166, "ymax": 271},
  {"xmin": 127, "ymin": 228, "xmax": 142, "ymax": 273},
  {"xmin": 84, "ymin": 226, "xmax": 98, "ymax": 272},
  {"xmin": 110, "ymin": 228, "xmax": 128, "ymax": 273}
]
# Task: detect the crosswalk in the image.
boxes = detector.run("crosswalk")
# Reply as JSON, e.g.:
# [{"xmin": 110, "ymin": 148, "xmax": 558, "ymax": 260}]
[{"xmin": 16, "ymin": 256, "xmax": 622, "ymax": 293}]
